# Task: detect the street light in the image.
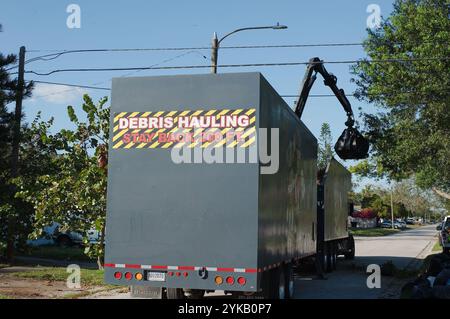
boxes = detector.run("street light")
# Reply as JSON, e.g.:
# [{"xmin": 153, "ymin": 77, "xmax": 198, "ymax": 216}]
[{"xmin": 211, "ymin": 23, "xmax": 288, "ymax": 73}]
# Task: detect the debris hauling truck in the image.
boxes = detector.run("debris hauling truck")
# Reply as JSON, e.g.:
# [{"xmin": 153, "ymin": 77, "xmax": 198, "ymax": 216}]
[{"xmin": 104, "ymin": 67, "xmax": 364, "ymax": 298}]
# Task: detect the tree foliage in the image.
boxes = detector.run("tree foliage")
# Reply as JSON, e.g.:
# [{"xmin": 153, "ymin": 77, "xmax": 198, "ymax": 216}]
[
  {"xmin": 351, "ymin": 0, "xmax": 450, "ymax": 198},
  {"xmin": 18, "ymin": 95, "xmax": 109, "ymax": 268},
  {"xmin": 317, "ymin": 123, "xmax": 334, "ymax": 170}
]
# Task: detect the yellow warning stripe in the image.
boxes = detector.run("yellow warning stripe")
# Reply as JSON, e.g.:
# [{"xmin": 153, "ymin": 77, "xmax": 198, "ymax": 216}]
[
  {"xmin": 227, "ymin": 126, "xmax": 255, "ymax": 148},
  {"xmin": 112, "ymin": 108, "xmax": 255, "ymax": 149},
  {"xmin": 114, "ymin": 112, "xmax": 127, "ymax": 122},
  {"xmin": 240, "ymin": 136, "xmax": 256, "ymax": 148}
]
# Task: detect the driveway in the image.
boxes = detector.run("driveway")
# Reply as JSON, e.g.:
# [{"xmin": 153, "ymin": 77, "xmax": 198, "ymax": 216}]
[{"xmin": 293, "ymin": 224, "xmax": 438, "ymax": 299}]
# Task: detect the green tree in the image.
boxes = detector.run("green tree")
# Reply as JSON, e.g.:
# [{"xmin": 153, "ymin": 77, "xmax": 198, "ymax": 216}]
[
  {"xmin": 317, "ymin": 122, "xmax": 334, "ymax": 170},
  {"xmin": 351, "ymin": 0, "xmax": 450, "ymax": 199},
  {"xmin": 20, "ymin": 95, "xmax": 109, "ymax": 268},
  {"xmin": 0, "ymin": 52, "xmax": 34, "ymax": 260}
]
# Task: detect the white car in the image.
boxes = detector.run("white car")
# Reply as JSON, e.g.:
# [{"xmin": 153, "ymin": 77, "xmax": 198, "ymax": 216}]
[{"xmin": 28, "ymin": 222, "xmax": 100, "ymax": 247}]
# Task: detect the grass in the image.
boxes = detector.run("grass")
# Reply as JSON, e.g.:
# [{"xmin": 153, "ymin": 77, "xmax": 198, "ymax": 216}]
[
  {"xmin": 432, "ymin": 240, "xmax": 442, "ymax": 252},
  {"xmin": 0, "ymin": 294, "xmax": 12, "ymax": 299},
  {"xmin": 350, "ymin": 227, "xmax": 400, "ymax": 237},
  {"xmin": 13, "ymin": 267, "xmax": 107, "ymax": 286},
  {"xmin": 19, "ymin": 245, "xmax": 94, "ymax": 262}
]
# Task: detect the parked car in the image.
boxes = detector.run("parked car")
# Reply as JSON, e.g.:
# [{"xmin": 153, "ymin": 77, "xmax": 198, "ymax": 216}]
[
  {"xmin": 27, "ymin": 222, "xmax": 100, "ymax": 247},
  {"xmin": 436, "ymin": 216, "xmax": 450, "ymax": 254},
  {"xmin": 53, "ymin": 223, "xmax": 100, "ymax": 246},
  {"xmin": 380, "ymin": 220, "xmax": 406, "ymax": 229},
  {"xmin": 406, "ymin": 217, "xmax": 415, "ymax": 225}
]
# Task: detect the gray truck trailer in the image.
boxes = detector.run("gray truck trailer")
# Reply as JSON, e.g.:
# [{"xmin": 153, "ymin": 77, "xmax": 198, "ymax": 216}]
[{"xmin": 104, "ymin": 71, "xmax": 355, "ymax": 299}]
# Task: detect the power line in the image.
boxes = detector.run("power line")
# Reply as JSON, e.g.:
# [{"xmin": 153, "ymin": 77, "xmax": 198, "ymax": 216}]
[
  {"xmin": 24, "ymin": 39, "xmax": 450, "ymax": 53},
  {"xmin": 32, "ymin": 80, "xmax": 111, "ymax": 91},
  {"xmin": 4, "ymin": 40, "xmax": 446, "ymax": 71},
  {"xmin": 24, "ymin": 56, "xmax": 450, "ymax": 76},
  {"xmin": 28, "ymin": 51, "xmax": 209, "ymax": 99},
  {"xmin": 29, "ymin": 80, "xmax": 449, "ymax": 100}
]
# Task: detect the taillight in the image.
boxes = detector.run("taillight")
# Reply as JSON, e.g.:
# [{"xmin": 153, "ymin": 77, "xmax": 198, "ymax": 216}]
[
  {"xmin": 237, "ymin": 276, "xmax": 246, "ymax": 286},
  {"xmin": 183, "ymin": 272, "xmax": 188, "ymax": 277},
  {"xmin": 124, "ymin": 272, "xmax": 132, "ymax": 280},
  {"xmin": 114, "ymin": 272, "xmax": 122, "ymax": 280},
  {"xmin": 215, "ymin": 276, "xmax": 223, "ymax": 285},
  {"xmin": 167, "ymin": 271, "xmax": 174, "ymax": 276},
  {"xmin": 226, "ymin": 276, "xmax": 234, "ymax": 285},
  {"xmin": 135, "ymin": 273, "xmax": 143, "ymax": 281}
]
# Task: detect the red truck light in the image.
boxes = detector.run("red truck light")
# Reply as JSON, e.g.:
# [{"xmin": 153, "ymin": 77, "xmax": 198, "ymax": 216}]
[
  {"xmin": 226, "ymin": 276, "xmax": 234, "ymax": 285},
  {"xmin": 237, "ymin": 277, "xmax": 246, "ymax": 285},
  {"xmin": 124, "ymin": 272, "xmax": 132, "ymax": 280},
  {"xmin": 114, "ymin": 272, "xmax": 122, "ymax": 279}
]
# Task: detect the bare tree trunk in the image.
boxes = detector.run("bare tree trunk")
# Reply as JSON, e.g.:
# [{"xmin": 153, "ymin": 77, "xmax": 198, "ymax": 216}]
[{"xmin": 432, "ymin": 187, "xmax": 450, "ymax": 200}]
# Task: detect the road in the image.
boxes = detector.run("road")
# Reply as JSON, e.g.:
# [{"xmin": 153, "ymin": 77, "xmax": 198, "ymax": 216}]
[
  {"xmin": 293, "ymin": 224, "xmax": 437, "ymax": 299},
  {"xmin": 91, "ymin": 224, "xmax": 438, "ymax": 299}
]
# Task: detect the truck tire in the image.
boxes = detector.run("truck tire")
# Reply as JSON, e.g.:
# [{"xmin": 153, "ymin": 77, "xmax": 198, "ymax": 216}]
[
  {"xmin": 284, "ymin": 264, "xmax": 295, "ymax": 299},
  {"xmin": 331, "ymin": 243, "xmax": 337, "ymax": 271},
  {"xmin": 344, "ymin": 235, "xmax": 355, "ymax": 260},
  {"xmin": 277, "ymin": 267, "xmax": 286, "ymax": 299},
  {"xmin": 324, "ymin": 243, "xmax": 333, "ymax": 273},
  {"xmin": 166, "ymin": 288, "xmax": 185, "ymax": 299},
  {"xmin": 185, "ymin": 289, "xmax": 205, "ymax": 299}
]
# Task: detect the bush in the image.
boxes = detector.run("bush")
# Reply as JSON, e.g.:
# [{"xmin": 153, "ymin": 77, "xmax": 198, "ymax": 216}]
[{"xmin": 352, "ymin": 208, "xmax": 378, "ymax": 219}]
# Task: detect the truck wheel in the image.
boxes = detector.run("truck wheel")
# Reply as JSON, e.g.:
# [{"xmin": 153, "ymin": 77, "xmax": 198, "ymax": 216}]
[
  {"xmin": 344, "ymin": 235, "xmax": 355, "ymax": 260},
  {"xmin": 331, "ymin": 243, "xmax": 337, "ymax": 271},
  {"xmin": 277, "ymin": 267, "xmax": 286, "ymax": 299},
  {"xmin": 284, "ymin": 264, "xmax": 295, "ymax": 299},
  {"xmin": 185, "ymin": 289, "xmax": 205, "ymax": 299},
  {"xmin": 324, "ymin": 243, "xmax": 332, "ymax": 273},
  {"xmin": 166, "ymin": 288, "xmax": 185, "ymax": 299}
]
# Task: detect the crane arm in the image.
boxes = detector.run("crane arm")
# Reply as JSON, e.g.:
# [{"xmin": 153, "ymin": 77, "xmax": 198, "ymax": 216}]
[
  {"xmin": 295, "ymin": 57, "xmax": 354, "ymax": 125},
  {"xmin": 293, "ymin": 57, "xmax": 369, "ymax": 160}
]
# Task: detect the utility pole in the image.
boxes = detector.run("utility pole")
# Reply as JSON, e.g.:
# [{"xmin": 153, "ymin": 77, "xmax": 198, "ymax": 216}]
[
  {"xmin": 210, "ymin": 24, "xmax": 287, "ymax": 74},
  {"xmin": 7, "ymin": 46, "xmax": 25, "ymax": 261},
  {"xmin": 211, "ymin": 33, "xmax": 218, "ymax": 74},
  {"xmin": 390, "ymin": 188, "xmax": 395, "ymax": 229}
]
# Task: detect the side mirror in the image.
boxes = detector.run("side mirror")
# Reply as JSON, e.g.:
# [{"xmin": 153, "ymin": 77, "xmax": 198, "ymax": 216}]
[{"xmin": 436, "ymin": 225, "xmax": 442, "ymax": 231}]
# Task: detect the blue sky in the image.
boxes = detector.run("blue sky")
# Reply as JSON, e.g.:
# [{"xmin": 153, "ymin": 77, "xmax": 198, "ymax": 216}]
[{"xmin": 1, "ymin": 0, "xmax": 395, "ymax": 188}]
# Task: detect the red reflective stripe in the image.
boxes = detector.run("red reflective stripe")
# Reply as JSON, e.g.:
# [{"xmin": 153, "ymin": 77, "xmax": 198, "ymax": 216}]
[
  {"xmin": 178, "ymin": 266, "xmax": 195, "ymax": 270},
  {"xmin": 151, "ymin": 265, "xmax": 168, "ymax": 270},
  {"xmin": 104, "ymin": 263, "xmax": 259, "ymax": 273},
  {"xmin": 217, "ymin": 267, "xmax": 234, "ymax": 272},
  {"xmin": 125, "ymin": 264, "xmax": 140, "ymax": 269},
  {"xmin": 245, "ymin": 268, "xmax": 258, "ymax": 273}
]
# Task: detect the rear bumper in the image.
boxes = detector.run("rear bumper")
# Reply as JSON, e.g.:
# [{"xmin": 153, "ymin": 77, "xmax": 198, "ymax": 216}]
[{"xmin": 104, "ymin": 264, "xmax": 259, "ymax": 292}]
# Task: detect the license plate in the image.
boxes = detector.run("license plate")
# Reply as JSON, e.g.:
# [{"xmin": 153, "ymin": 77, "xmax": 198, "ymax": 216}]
[{"xmin": 147, "ymin": 272, "xmax": 166, "ymax": 282}]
